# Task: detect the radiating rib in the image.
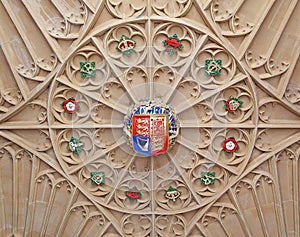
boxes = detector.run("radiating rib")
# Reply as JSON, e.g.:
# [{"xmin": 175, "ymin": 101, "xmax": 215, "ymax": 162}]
[
  {"xmin": 269, "ymin": 158, "xmax": 288, "ymax": 237},
  {"xmin": 55, "ymin": 188, "xmax": 79, "ymax": 237},
  {"xmin": 278, "ymin": 43, "xmax": 300, "ymax": 98},
  {"xmin": 252, "ymin": 187, "xmax": 270, "ymax": 237},
  {"xmin": 51, "ymin": 124, "xmax": 124, "ymax": 129},
  {"xmin": 0, "ymin": 3, "xmax": 30, "ymax": 98},
  {"xmin": 21, "ymin": 0, "xmax": 65, "ymax": 62},
  {"xmin": 293, "ymin": 149, "xmax": 299, "ymax": 236},
  {"xmin": 258, "ymin": 123, "xmax": 300, "ymax": 129},
  {"xmin": 0, "ymin": 124, "xmax": 49, "ymax": 130},
  {"xmin": 147, "ymin": 18, "xmax": 154, "ymax": 100},
  {"xmin": 81, "ymin": 0, "xmax": 99, "ymax": 13},
  {"xmin": 228, "ymin": 188, "xmax": 252, "ymax": 237},
  {"xmin": 245, "ymin": 0, "xmax": 298, "ymax": 67},
  {"xmin": 180, "ymin": 122, "xmax": 255, "ymax": 129},
  {"xmin": 23, "ymin": 157, "xmax": 40, "ymax": 236}
]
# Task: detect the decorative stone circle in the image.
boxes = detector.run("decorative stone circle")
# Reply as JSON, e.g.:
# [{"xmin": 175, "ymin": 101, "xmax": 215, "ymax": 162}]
[{"xmin": 124, "ymin": 100, "xmax": 180, "ymax": 156}]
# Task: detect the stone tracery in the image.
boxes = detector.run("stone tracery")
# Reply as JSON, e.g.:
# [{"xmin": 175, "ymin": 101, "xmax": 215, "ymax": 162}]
[{"xmin": 0, "ymin": 0, "xmax": 299, "ymax": 236}]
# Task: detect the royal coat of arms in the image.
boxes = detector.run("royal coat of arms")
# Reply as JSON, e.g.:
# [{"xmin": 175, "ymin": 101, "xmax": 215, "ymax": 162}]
[
  {"xmin": 132, "ymin": 115, "xmax": 168, "ymax": 156},
  {"xmin": 124, "ymin": 100, "xmax": 179, "ymax": 157}
]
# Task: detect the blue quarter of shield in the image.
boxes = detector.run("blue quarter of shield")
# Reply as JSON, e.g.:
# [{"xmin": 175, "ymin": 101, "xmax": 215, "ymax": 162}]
[{"xmin": 133, "ymin": 136, "xmax": 151, "ymax": 156}]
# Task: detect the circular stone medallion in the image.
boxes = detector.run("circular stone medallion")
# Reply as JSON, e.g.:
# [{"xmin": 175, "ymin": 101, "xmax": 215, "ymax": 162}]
[{"xmin": 124, "ymin": 100, "xmax": 179, "ymax": 156}]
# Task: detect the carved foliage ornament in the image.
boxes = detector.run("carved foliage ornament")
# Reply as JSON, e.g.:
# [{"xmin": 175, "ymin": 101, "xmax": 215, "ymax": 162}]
[{"xmin": 124, "ymin": 100, "xmax": 180, "ymax": 156}]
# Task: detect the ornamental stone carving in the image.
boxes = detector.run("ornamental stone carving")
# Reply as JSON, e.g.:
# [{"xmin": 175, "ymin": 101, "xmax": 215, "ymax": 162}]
[{"xmin": 0, "ymin": 0, "xmax": 299, "ymax": 236}]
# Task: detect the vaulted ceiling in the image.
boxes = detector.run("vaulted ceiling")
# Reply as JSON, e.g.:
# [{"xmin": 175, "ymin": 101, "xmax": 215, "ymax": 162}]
[{"xmin": 0, "ymin": 0, "xmax": 299, "ymax": 236}]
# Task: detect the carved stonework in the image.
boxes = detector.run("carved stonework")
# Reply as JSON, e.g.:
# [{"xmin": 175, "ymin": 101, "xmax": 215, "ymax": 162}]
[{"xmin": 0, "ymin": 1, "xmax": 299, "ymax": 236}]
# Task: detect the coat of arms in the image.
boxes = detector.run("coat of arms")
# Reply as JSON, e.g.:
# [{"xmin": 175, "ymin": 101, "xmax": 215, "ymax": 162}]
[
  {"xmin": 132, "ymin": 115, "xmax": 168, "ymax": 156},
  {"xmin": 124, "ymin": 100, "xmax": 179, "ymax": 157}
]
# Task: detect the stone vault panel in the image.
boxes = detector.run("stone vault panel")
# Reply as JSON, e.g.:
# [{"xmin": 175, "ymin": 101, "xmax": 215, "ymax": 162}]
[{"xmin": 0, "ymin": 0, "xmax": 299, "ymax": 236}]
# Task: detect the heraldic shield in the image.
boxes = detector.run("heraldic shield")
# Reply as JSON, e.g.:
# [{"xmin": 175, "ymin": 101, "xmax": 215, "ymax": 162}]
[{"xmin": 132, "ymin": 115, "xmax": 168, "ymax": 156}]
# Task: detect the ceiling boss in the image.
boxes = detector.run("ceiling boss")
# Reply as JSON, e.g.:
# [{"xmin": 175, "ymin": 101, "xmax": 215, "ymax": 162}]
[{"xmin": 124, "ymin": 100, "xmax": 180, "ymax": 156}]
